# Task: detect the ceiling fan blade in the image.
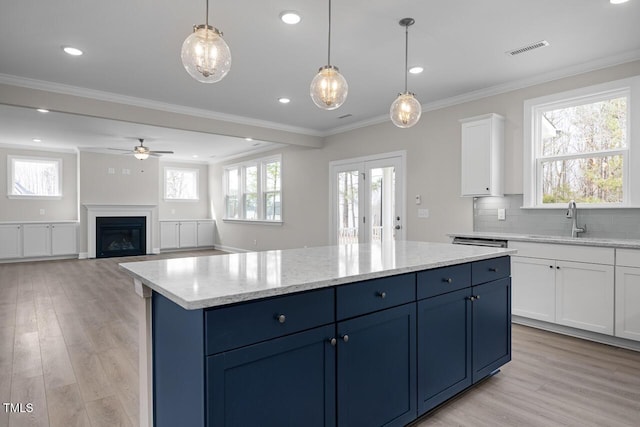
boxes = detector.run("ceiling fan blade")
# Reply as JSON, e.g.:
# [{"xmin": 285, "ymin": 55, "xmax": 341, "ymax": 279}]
[
  {"xmin": 149, "ymin": 150, "xmax": 174, "ymax": 154},
  {"xmin": 107, "ymin": 148, "xmax": 131, "ymax": 152}
]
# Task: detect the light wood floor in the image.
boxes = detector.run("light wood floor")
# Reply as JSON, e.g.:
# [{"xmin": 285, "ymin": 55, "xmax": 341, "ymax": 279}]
[{"xmin": 1, "ymin": 252, "xmax": 639, "ymax": 427}]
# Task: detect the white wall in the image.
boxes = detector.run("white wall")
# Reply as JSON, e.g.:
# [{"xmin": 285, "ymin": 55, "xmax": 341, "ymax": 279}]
[
  {"xmin": 0, "ymin": 146, "xmax": 78, "ymax": 221},
  {"xmin": 211, "ymin": 60, "xmax": 640, "ymax": 251}
]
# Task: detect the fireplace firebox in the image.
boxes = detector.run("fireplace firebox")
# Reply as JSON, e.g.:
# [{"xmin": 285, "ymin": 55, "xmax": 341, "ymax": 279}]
[{"xmin": 96, "ymin": 216, "xmax": 146, "ymax": 258}]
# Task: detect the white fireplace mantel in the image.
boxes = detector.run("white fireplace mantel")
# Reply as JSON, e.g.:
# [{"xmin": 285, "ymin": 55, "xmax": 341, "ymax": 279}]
[{"xmin": 85, "ymin": 204, "xmax": 157, "ymax": 259}]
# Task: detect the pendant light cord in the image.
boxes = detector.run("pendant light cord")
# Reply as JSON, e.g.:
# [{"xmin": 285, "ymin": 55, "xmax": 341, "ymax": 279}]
[
  {"xmin": 327, "ymin": 0, "xmax": 332, "ymax": 66},
  {"xmin": 205, "ymin": 0, "xmax": 209, "ymax": 28},
  {"xmin": 404, "ymin": 23, "xmax": 409, "ymax": 93}
]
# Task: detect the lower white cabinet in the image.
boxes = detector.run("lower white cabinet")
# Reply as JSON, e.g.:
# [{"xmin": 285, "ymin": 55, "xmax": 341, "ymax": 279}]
[
  {"xmin": 511, "ymin": 256, "xmax": 556, "ymax": 322},
  {"xmin": 197, "ymin": 221, "xmax": 215, "ymax": 247},
  {"xmin": 510, "ymin": 241, "xmax": 615, "ymax": 336},
  {"xmin": 615, "ymin": 249, "xmax": 640, "ymax": 341},
  {"xmin": 555, "ymin": 260, "xmax": 614, "ymax": 335},
  {"xmin": 0, "ymin": 222, "xmax": 77, "ymax": 260},
  {"xmin": 160, "ymin": 220, "xmax": 215, "ymax": 250},
  {"xmin": 0, "ymin": 224, "xmax": 22, "ymax": 258}
]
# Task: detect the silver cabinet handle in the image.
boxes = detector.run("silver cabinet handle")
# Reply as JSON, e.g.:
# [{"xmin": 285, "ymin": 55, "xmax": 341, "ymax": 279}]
[
  {"xmin": 443, "ymin": 278, "xmax": 453, "ymax": 283},
  {"xmin": 341, "ymin": 335, "xmax": 349, "ymax": 343},
  {"xmin": 468, "ymin": 296, "xmax": 476, "ymax": 301},
  {"xmin": 329, "ymin": 338, "xmax": 337, "ymax": 346},
  {"xmin": 474, "ymin": 295, "xmax": 480, "ymax": 300},
  {"xmin": 489, "ymin": 267, "xmax": 498, "ymax": 272},
  {"xmin": 276, "ymin": 314, "xmax": 286, "ymax": 324},
  {"xmin": 377, "ymin": 291, "xmax": 387, "ymax": 299}
]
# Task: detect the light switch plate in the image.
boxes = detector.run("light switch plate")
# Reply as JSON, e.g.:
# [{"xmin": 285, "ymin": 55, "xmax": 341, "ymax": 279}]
[{"xmin": 497, "ymin": 208, "xmax": 506, "ymax": 221}]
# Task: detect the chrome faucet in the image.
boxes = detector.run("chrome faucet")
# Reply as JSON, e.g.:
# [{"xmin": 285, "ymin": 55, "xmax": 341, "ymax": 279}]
[{"xmin": 566, "ymin": 200, "xmax": 586, "ymax": 238}]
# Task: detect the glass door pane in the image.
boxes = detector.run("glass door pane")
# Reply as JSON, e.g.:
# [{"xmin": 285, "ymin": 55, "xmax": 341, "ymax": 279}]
[
  {"xmin": 368, "ymin": 166, "xmax": 396, "ymax": 242},
  {"xmin": 337, "ymin": 170, "xmax": 360, "ymax": 245}
]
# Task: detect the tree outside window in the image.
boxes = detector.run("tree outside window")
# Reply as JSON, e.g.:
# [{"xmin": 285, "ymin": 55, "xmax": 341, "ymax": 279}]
[
  {"xmin": 9, "ymin": 156, "xmax": 61, "ymax": 198},
  {"xmin": 165, "ymin": 168, "xmax": 199, "ymax": 200},
  {"xmin": 224, "ymin": 156, "xmax": 282, "ymax": 221}
]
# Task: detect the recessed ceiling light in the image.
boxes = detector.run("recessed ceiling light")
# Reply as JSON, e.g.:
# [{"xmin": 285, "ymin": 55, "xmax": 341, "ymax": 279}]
[
  {"xmin": 32, "ymin": 138, "xmax": 42, "ymax": 142},
  {"xmin": 610, "ymin": 0, "xmax": 629, "ymax": 4},
  {"xmin": 36, "ymin": 108, "xmax": 49, "ymax": 113},
  {"xmin": 192, "ymin": 155, "xmax": 199, "ymax": 158},
  {"xmin": 409, "ymin": 66, "xmax": 424, "ymax": 74},
  {"xmin": 62, "ymin": 46, "xmax": 83, "ymax": 56},
  {"xmin": 245, "ymin": 137, "xmax": 253, "ymax": 141},
  {"xmin": 278, "ymin": 97, "xmax": 291, "ymax": 104},
  {"xmin": 280, "ymin": 11, "xmax": 301, "ymax": 25}
]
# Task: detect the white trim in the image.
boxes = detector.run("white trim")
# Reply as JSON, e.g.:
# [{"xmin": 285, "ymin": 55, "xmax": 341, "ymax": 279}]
[
  {"xmin": 222, "ymin": 219, "xmax": 283, "ymax": 226},
  {"xmin": 523, "ymin": 76, "xmax": 640, "ymax": 208},
  {"xmin": 325, "ymin": 50, "xmax": 640, "ymax": 136},
  {"xmin": 213, "ymin": 244, "xmax": 249, "ymax": 253},
  {"xmin": 0, "ymin": 73, "xmax": 324, "ymax": 137},
  {"xmin": 85, "ymin": 204, "xmax": 156, "ymax": 258},
  {"xmin": 163, "ymin": 166, "xmax": 200, "ymax": 201},
  {"xmin": 0, "ymin": 142, "xmax": 78, "ymax": 154},
  {"xmin": 7, "ymin": 155, "xmax": 63, "ymax": 198}
]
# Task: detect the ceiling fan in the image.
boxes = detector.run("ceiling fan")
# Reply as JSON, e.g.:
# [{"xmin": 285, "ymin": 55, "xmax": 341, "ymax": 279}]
[{"xmin": 108, "ymin": 138, "xmax": 174, "ymax": 160}]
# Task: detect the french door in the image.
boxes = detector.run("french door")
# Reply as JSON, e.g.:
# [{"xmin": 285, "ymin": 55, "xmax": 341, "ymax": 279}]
[{"xmin": 330, "ymin": 152, "xmax": 405, "ymax": 245}]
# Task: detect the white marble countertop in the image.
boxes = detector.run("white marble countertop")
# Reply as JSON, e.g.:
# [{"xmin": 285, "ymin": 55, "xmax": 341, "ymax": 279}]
[
  {"xmin": 119, "ymin": 240, "xmax": 516, "ymax": 310},
  {"xmin": 448, "ymin": 231, "xmax": 640, "ymax": 249}
]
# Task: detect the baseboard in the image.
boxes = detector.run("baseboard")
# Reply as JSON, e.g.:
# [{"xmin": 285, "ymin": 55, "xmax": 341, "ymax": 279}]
[
  {"xmin": 0, "ymin": 254, "xmax": 80, "ymax": 264},
  {"xmin": 213, "ymin": 244, "xmax": 249, "ymax": 253},
  {"xmin": 78, "ymin": 252, "xmax": 88, "ymax": 259},
  {"xmin": 512, "ymin": 315, "xmax": 640, "ymax": 352}
]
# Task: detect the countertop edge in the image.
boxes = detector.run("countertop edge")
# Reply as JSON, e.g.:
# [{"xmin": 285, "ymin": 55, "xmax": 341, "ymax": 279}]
[
  {"xmin": 448, "ymin": 232, "xmax": 640, "ymax": 249},
  {"xmin": 119, "ymin": 250, "xmax": 516, "ymax": 310}
]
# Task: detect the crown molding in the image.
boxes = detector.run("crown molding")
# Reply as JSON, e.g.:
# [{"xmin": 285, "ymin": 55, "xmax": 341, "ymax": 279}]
[
  {"xmin": 0, "ymin": 142, "xmax": 78, "ymax": 154},
  {"xmin": 324, "ymin": 49, "xmax": 640, "ymax": 136},
  {"xmin": 0, "ymin": 73, "xmax": 325, "ymax": 138}
]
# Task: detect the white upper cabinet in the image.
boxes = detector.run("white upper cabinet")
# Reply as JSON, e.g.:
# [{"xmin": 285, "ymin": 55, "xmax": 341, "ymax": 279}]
[{"xmin": 460, "ymin": 113, "xmax": 504, "ymax": 197}]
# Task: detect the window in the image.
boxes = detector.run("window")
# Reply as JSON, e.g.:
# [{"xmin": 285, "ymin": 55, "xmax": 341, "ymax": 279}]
[
  {"xmin": 8, "ymin": 156, "xmax": 62, "ymax": 198},
  {"xmin": 224, "ymin": 155, "xmax": 282, "ymax": 222},
  {"xmin": 164, "ymin": 167, "xmax": 199, "ymax": 200},
  {"xmin": 523, "ymin": 77, "xmax": 640, "ymax": 207}
]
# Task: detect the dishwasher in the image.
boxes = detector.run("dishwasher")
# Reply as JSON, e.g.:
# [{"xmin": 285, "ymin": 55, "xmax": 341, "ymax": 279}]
[{"xmin": 451, "ymin": 236, "xmax": 508, "ymax": 248}]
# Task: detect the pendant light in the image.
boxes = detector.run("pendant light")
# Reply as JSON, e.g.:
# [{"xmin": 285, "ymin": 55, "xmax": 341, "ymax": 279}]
[
  {"xmin": 390, "ymin": 18, "xmax": 421, "ymax": 128},
  {"xmin": 181, "ymin": 0, "xmax": 231, "ymax": 83},
  {"xmin": 310, "ymin": 0, "xmax": 348, "ymax": 110}
]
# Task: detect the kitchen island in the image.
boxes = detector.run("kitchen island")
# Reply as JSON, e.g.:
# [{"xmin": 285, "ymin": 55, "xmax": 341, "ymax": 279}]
[{"xmin": 120, "ymin": 241, "xmax": 516, "ymax": 427}]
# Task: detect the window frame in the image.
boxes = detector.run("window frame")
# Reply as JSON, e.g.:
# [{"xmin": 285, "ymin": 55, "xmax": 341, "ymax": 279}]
[
  {"xmin": 523, "ymin": 76, "xmax": 640, "ymax": 208},
  {"xmin": 7, "ymin": 155, "xmax": 63, "ymax": 199},
  {"xmin": 223, "ymin": 155, "xmax": 282, "ymax": 223},
  {"xmin": 163, "ymin": 166, "xmax": 200, "ymax": 201}
]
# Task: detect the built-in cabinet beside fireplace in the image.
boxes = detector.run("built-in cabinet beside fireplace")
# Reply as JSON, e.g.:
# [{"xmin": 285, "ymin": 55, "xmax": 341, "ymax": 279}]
[
  {"xmin": 160, "ymin": 220, "xmax": 215, "ymax": 250},
  {"xmin": 0, "ymin": 221, "xmax": 78, "ymax": 260}
]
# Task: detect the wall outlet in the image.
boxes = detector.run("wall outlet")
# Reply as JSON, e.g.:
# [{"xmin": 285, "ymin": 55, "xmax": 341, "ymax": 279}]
[
  {"xmin": 39, "ymin": 208, "xmax": 45, "ymax": 215},
  {"xmin": 418, "ymin": 208, "xmax": 429, "ymax": 218},
  {"xmin": 497, "ymin": 208, "xmax": 506, "ymax": 221}
]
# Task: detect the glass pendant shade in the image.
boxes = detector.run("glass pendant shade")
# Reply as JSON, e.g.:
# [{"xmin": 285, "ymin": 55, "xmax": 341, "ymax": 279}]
[
  {"xmin": 181, "ymin": 25, "xmax": 231, "ymax": 83},
  {"xmin": 390, "ymin": 92, "xmax": 422, "ymax": 128},
  {"xmin": 310, "ymin": 65, "xmax": 348, "ymax": 110}
]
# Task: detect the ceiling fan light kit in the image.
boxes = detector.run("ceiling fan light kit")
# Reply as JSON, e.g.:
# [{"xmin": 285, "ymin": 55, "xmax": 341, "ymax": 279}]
[
  {"xmin": 181, "ymin": 0, "xmax": 231, "ymax": 83},
  {"xmin": 390, "ymin": 18, "xmax": 421, "ymax": 128},
  {"xmin": 310, "ymin": 0, "xmax": 348, "ymax": 110}
]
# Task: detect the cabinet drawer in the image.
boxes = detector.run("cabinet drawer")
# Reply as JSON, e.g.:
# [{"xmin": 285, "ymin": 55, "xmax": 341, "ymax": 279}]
[
  {"xmin": 205, "ymin": 288, "xmax": 334, "ymax": 355},
  {"xmin": 336, "ymin": 274, "xmax": 415, "ymax": 321},
  {"xmin": 472, "ymin": 256, "xmax": 510, "ymax": 285},
  {"xmin": 617, "ymin": 249, "xmax": 640, "ymax": 268},
  {"xmin": 417, "ymin": 264, "xmax": 471, "ymax": 299}
]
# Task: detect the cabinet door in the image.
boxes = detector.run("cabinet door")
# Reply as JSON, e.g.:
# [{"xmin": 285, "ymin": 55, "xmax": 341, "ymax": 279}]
[
  {"xmin": 0, "ymin": 224, "xmax": 22, "ymax": 258},
  {"xmin": 51, "ymin": 223, "xmax": 77, "ymax": 255},
  {"xmin": 511, "ymin": 256, "xmax": 556, "ymax": 322},
  {"xmin": 207, "ymin": 325, "xmax": 336, "ymax": 427},
  {"xmin": 337, "ymin": 303, "xmax": 416, "ymax": 427},
  {"xmin": 461, "ymin": 119, "xmax": 491, "ymax": 196},
  {"xmin": 556, "ymin": 261, "xmax": 614, "ymax": 335},
  {"xmin": 179, "ymin": 221, "xmax": 198, "ymax": 248},
  {"xmin": 197, "ymin": 221, "xmax": 215, "ymax": 247},
  {"xmin": 472, "ymin": 278, "xmax": 511, "ymax": 383},
  {"xmin": 615, "ymin": 266, "xmax": 640, "ymax": 341},
  {"xmin": 417, "ymin": 288, "xmax": 471, "ymax": 415},
  {"xmin": 23, "ymin": 224, "xmax": 51, "ymax": 257},
  {"xmin": 160, "ymin": 222, "xmax": 179, "ymax": 249}
]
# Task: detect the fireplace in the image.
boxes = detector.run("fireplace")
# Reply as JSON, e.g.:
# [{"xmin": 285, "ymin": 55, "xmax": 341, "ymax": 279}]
[{"xmin": 96, "ymin": 216, "xmax": 146, "ymax": 258}]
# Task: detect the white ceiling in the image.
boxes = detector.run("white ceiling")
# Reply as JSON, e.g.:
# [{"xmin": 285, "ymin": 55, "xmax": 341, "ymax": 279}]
[{"xmin": 1, "ymin": 0, "xmax": 639, "ymax": 160}]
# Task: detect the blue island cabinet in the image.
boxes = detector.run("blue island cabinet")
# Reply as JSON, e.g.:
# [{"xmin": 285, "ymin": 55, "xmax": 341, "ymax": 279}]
[
  {"xmin": 416, "ymin": 257, "xmax": 511, "ymax": 415},
  {"xmin": 151, "ymin": 257, "xmax": 511, "ymax": 427}
]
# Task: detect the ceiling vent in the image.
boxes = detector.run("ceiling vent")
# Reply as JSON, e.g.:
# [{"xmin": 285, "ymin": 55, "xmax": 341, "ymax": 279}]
[{"xmin": 506, "ymin": 40, "xmax": 549, "ymax": 56}]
